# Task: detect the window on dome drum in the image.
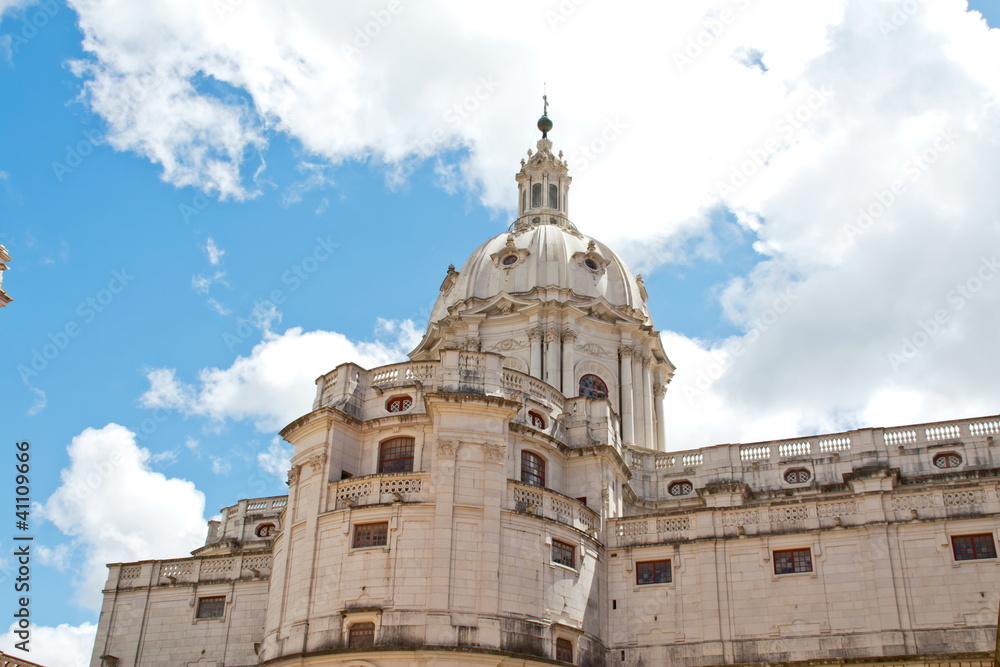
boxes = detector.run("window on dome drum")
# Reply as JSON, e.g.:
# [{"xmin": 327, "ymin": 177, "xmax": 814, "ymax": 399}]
[
  {"xmin": 532, "ymin": 183, "xmax": 542, "ymax": 207},
  {"xmin": 667, "ymin": 481, "xmax": 692, "ymax": 496},
  {"xmin": 636, "ymin": 559, "xmax": 672, "ymax": 585},
  {"xmin": 552, "ymin": 539, "xmax": 575, "ymax": 568},
  {"xmin": 348, "ymin": 622, "xmax": 375, "ymax": 648},
  {"xmin": 952, "ymin": 534, "xmax": 997, "ymax": 561},
  {"xmin": 578, "ymin": 374, "xmax": 608, "ymax": 399},
  {"xmin": 255, "ymin": 523, "xmax": 276, "ymax": 538},
  {"xmin": 378, "ymin": 437, "xmax": 415, "ymax": 474},
  {"xmin": 521, "ymin": 450, "xmax": 546, "ymax": 487},
  {"xmin": 773, "ymin": 548, "xmax": 813, "ymax": 574},
  {"xmin": 784, "ymin": 468, "xmax": 811, "ymax": 484},
  {"xmin": 385, "ymin": 395, "xmax": 412, "ymax": 412},
  {"xmin": 528, "ymin": 410, "xmax": 546, "ymax": 429},
  {"xmin": 196, "ymin": 596, "xmax": 226, "ymax": 619},
  {"xmin": 933, "ymin": 452, "xmax": 962, "ymax": 468},
  {"xmin": 353, "ymin": 522, "xmax": 388, "ymax": 548},
  {"xmin": 555, "ymin": 637, "xmax": 573, "ymax": 662},
  {"xmin": 549, "ymin": 184, "xmax": 559, "ymax": 209}
]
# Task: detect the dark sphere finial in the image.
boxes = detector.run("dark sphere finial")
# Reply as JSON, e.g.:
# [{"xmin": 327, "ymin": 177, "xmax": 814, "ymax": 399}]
[{"xmin": 537, "ymin": 114, "xmax": 553, "ymax": 138}]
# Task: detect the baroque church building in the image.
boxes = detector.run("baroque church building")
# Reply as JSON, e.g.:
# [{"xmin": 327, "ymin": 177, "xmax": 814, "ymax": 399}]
[{"xmin": 90, "ymin": 116, "xmax": 1000, "ymax": 667}]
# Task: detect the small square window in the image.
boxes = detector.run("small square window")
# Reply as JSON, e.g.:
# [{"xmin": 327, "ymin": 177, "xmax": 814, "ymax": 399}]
[
  {"xmin": 348, "ymin": 621, "xmax": 375, "ymax": 647},
  {"xmin": 196, "ymin": 596, "xmax": 226, "ymax": 619},
  {"xmin": 552, "ymin": 539, "xmax": 575, "ymax": 568},
  {"xmin": 773, "ymin": 548, "xmax": 812, "ymax": 574},
  {"xmin": 636, "ymin": 559, "xmax": 671, "ymax": 585},
  {"xmin": 353, "ymin": 522, "xmax": 388, "ymax": 548},
  {"xmin": 952, "ymin": 534, "xmax": 997, "ymax": 561}
]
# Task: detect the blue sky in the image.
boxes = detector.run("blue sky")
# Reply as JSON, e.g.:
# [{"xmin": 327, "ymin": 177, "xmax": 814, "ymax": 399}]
[{"xmin": 2, "ymin": 1, "xmax": 1000, "ymax": 664}]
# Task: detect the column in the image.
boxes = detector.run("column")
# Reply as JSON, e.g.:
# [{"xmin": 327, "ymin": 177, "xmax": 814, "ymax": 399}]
[
  {"xmin": 561, "ymin": 329, "xmax": 576, "ymax": 396},
  {"xmin": 545, "ymin": 327, "xmax": 560, "ymax": 387},
  {"xmin": 619, "ymin": 345, "xmax": 635, "ymax": 445},
  {"xmin": 654, "ymin": 381, "xmax": 667, "ymax": 452},
  {"xmin": 642, "ymin": 357, "xmax": 654, "ymax": 448},
  {"xmin": 529, "ymin": 328, "xmax": 542, "ymax": 379},
  {"xmin": 632, "ymin": 352, "xmax": 644, "ymax": 447}
]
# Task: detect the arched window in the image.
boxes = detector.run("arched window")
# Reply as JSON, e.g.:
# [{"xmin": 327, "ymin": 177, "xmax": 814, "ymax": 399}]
[
  {"xmin": 528, "ymin": 410, "xmax": 546, "ymax": 429},
  {"xmin": 578, "ymin": 374, "xmax": 608, "ymax": 399},
  {"xmin": 532, "ymin": 183, "xmax": 542, "ymax": 207},
  {"xmin": 549, "ymin": 183, "xmax": 559, "ymax": 209},
  {"xmin": 555, "ymin": 637, "xmax": 573, "ymax": 661},
  {"xmin": 521, "ymin": 450, "xmax": 546, "ymax": 487},
  {"xmin": 385, "ymin": 395, "xmax": 412, "ymax": 412},
  {"xmin": 933, "ymin": 452, "xmax": 962, "ymax": 468},
  {"xmin": 255, "ymin": 522, "xmax": 276, "ymax": 538},
  {"xmin": 347, "ymin": 622, "xmax": 375, "ymax": 648},
  {"xmin": 378, "ymin": 437, "xmax": 415, "ymax": 473},
  {"xmin": 667, "ymin": 481, "xmax": 692, "ymax": 496},
  {"xmin": 521, "ymin": 189, "xmax": 526, "ymax": 213}
]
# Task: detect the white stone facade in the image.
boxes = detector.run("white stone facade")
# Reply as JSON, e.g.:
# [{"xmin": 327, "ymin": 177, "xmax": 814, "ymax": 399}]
[{"xmin": 90, "ymin": 124, "xmax": 1000, "ymax": 667}]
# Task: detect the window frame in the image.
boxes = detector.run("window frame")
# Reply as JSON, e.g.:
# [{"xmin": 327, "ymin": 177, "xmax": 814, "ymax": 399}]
[
  {"xmin": 952, "ymin": 533, "xmax": 997, "ymax": 561},
  {"xmin": 555, "ymin": 637, "xmax": 573, "ymax": 662},
  {"xmin": 255, "ymin": 522, "xmax": 276, "ymax": 538},
  {"xmin": 636, "ymin": 559, "xmax": 672, "ymax": 585},
  {"xmin": 347, "ymin": 621, "xmax": 375, "ymax": 648},
  {"xmin": 549, "ymin": 183, "xmax": 559, "ymax": 209},
  {"xmin": 933, "ymin": 452, "xmax": 962, "ymax": 469},
  {"xmin": 385, "ymin": 395, "xmax": 413, "ymax": 413},
  {"xmin": 552, "ymin": 539, "xmax": 576, "ymax": 569},
  {"xmin": 352, "ymin": 521, "xmax": 389, "ymax": 549},
  {"xmin": 667, "ymin": 480, "xmax": 692, "ymax": 496},
  {"xmin": 532, "ymin": 183, "xmax": 542, "ymax": 208},
  {"xmin": 783, "ymin": 468, "xmax": 811, "ymax": 484},
  {"xmin": 528, "ymin": 410, "xmax": 546, "ymax": 429},
  {"xmin": 521, "ymin": 450, "xmax": 546, "ymax": 488},
  {"xmin": 195, "ymin": 595, "xmax": 226, "ymax": 619},
  {"xmin": 773, "ymin": 548, "xmax": 813, "ymax": 575},
  {"xmin": 378, "ymin": 437, "xmax": 415, "ymax": 474}
]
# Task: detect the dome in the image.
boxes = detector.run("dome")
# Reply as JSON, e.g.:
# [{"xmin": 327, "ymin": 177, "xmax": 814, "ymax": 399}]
[{"xmin": 426, "ymin": 218, "xmax": 651, "ymax": 328}]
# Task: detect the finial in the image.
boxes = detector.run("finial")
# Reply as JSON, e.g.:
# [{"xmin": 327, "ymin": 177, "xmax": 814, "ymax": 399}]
[{"xmin": 537, "ymin": 85, "xmax": 553, "ymax": 138}]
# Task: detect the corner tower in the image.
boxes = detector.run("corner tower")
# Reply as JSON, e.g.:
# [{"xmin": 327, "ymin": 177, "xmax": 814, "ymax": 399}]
[{"xmin": 412, "ymin": 112, "xmax": 675, "ymax": 450}]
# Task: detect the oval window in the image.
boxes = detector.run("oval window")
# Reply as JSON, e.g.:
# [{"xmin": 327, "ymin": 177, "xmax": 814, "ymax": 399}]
[
  {"xmin": 386, "ymin": 395, "xmax": 413, "ymax": 412},
  {"xmin": 502, "ymin": 254, "xmax": 518, "ymax": 266},
  {"xmin": 584, "ymin": 258, "xmax": 599, "ymax": 270}
]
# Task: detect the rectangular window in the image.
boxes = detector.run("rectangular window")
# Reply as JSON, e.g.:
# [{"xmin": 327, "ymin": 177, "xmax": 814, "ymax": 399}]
[
  {"xmin": 353, "ymin": 522, "xmax": 388, "ymax": 548},
  {"xmin": 773, "ymin": 548, "xmax": 812, "ymax": 574},
  {"xmin": 952, "ymin": 534, "xmax": 997, "ymax": 561},
  {"xmin": 636, "ymin": 559, "xmax": 672, "ymax": 585},
  {"xmin": 348, "ymin": 622, "xmax": 375, "ymax": 647},
  {"xmin": 555, "ymin": 637, "xmax": 573, "ymax": 661},
  {"xmin": 196, "ymin": 596, "xmax": 226, "ymax": 619},
  {"xmin": 552, "ymin": 539, "xmax": 575, "ymax": 568}
]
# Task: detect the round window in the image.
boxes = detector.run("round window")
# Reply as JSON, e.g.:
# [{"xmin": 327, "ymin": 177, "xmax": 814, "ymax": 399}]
[
  {"xmin": 584, "ymin": 258, "xmax": 599, "ymax": 270},
  {"xmin": 502, "ymin": 254, "xmax": 518, "ymax": 266}
]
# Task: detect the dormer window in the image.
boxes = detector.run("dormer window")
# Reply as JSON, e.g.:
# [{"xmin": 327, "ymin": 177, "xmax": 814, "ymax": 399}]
[
  {"xmin": 584, "ymin": 258, "xmax": 599, "ymax": 270},
  {"xmin": 549, "ymin": 184, "xmax": 558, "ymax": 209},
  {"xmin": 502, "ymin": 254, "xmax": 518, "ymax": 266}
]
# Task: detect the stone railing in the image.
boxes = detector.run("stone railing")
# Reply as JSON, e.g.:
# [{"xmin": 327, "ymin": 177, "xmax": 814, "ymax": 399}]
[
  {"xmin": 507, "ymin": 480, "xmax": 601, "ymax": 534},
  {"xmin": 111, "ymin": 553, "xmax": 273, "ymax": 589},
  {"xmin": 328, "ymin": 472, "xmax": 430, "ymax": 511},
  {"xmin": 610, "ymin": 515, "xmax": 692, "ymax": 547}
]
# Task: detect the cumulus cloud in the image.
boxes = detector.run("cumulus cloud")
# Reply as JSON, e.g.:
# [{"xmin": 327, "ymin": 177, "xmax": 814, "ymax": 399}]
[
  {"xmin": 140, "ymin": 321, "xmax": 417, "ymax": 431},
  {"xmin": 61, "ymin": 0, "xmax": 1000, "ymax": 444},
  {"xmin": 40, "ymin": 424, "xmax": 206, "ymax": 608},
  {"xmin": 258, "ymin": 437, "xmax": 293, "ymax": 481},
  {"xmin": 0, "ymin": 621, "xmax": 96, "ymax": 667}
]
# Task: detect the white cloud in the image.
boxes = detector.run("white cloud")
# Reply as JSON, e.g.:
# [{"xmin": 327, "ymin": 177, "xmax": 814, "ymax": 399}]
[
  {"xmin": 0, "ymin": 621, "xmax": 97, "ymax": 667},
  {"xmin": 204, "ymin": 237, "xmax": 225, "ymax": 265},
  {"xmin": 211, "ymin": 456, "xmax": 232, "ymax": 475},
  {"xmin": 190, "ymin": 270, "xmax": 228, "ymax": 294},
  {"xmin": 61, "ymin": 0, "xmax": 1000, "ymax": 444},
  {"xmin": 258, "ymin": 437, "xmax": 293, "ymax": 481},
  {"xmin": 40, "ymin": 424, "xmax": 206, "ymax": 608},
  {"xmin": 140, "ymin": 321, "xmax": 416, "ymax": 431}
]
